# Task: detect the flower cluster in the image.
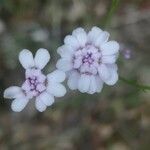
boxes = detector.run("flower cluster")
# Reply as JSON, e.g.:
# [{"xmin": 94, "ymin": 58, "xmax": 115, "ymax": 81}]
[
  {"xmin": 4, "ymin": 26, "xmax": 120, "ymax": 112},
  {"xmin": 4, "ymin": 49, "xmax": 66, "ymax": 112},
  {"xmin": 56, "ymin": 27, "xmax": 119, "ymax": 94}
]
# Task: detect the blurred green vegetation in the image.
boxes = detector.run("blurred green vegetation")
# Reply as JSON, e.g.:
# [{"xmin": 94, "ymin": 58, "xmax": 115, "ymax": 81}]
[{"xmin": 0, "ymin": 0, "xmax": 150, "ymax": 149}]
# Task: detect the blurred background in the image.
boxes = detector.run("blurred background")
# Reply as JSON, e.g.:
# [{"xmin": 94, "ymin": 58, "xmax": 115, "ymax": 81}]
[{"xmin": 0, "ymin": 0, "xmax": 150, "ymax": 149}]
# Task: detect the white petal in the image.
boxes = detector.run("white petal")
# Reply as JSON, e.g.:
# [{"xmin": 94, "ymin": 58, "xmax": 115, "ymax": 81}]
[
  {"xmin": 67, "ymin": 71, "xmax": 80, "ymax": 90},
  {"xmin": 101, "ymin": 41, "xmax": 119, "ymax": 56},
  {"xmin": 105, "ymin": 64, "xmax": 118, "ymax": 85},
  {"xmin": 56, "ymin": 58, "xmax": 72, "ymax": 71},
  {"xmin": 88, "ymin": 76, "xmax": 97, "ymax": 94},
  {"xmin": 47, "ymin": 83, "xmax": 66, "ymax": 97},
  {"xmin": 78, "ymin": 74, "xmax": 90, "ymax": 93},
  {"xmin": 34, "ymin": 48, "xmax": 50, "ymax": 69},
  {"xmin": 35, "ymin": 98, "xmax": 47, "ymax": 112},
  {"xmin": 57, "ymin": 45, "xmax": 73, "ymax": 58},
  {"xmin": 102, "ymin": 55, "xmax": 118, "ymax": 64},
  {"xmin": 64, "ymin": 35, "xmax": 79, "ymax": 50},
  {"xmin": 98, "ymin": 64, "xmax": 110, "ymax": 82},
  {"xmin": 109, "ymin": 63, "xmax": 118, "ymax": 71},
  {"xmin": 19, "ymin": 49, "xmax": 34, "ymax": 69},
  {"xmin": 11, "ymin": 97, "xmax": 29, "ymax": 112},
  {"xmin": 72, "ymin": 28, "xmax": 87, "ymax": 47},
  {"xmin": 94, "ymin": 31, "xmax": 110, "ymax": 47},
  {"xmin": 95, "ymin": 76, "xmax": 103, "ymax": 93},
  {"xmin": 37, "ymin": 92, "xmax": 54, "ymax": 106},
  {"xmin": 47, "ymin": 70, "xmax": 66, "ymax": 83},
  {"xmin": 4, "ymin": 86, "xmax": 22, "ymax": 99},
  {"xmin": 88, "ymin": 26, "xmax": 102, "ymax": 43},
  {"xmin": 72, "ymin": 27, "xmax": 85, "ymax": 35}
]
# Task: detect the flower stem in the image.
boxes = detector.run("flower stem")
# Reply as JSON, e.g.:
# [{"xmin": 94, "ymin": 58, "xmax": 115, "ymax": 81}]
[
  {"xmin": 119, "ymin": 76, "xmax": 150, "ymax": 91},
  {"xmin": 103, "ymin": 0, "xmax": 120, "ymax": 28}
]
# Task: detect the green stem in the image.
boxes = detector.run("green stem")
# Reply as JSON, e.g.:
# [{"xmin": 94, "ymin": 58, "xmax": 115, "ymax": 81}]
[
  {"xmin": 119, "ymin": 76, "xmax": 150, "ymax": 91},
  {"xmin": 103, "ymin": 0, "xmax": 120, "ymax": 28}
]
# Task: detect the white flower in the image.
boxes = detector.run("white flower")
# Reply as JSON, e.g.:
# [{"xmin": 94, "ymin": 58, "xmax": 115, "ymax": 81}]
[
  {"xmin": 4, "ymin": 48, "xmax": 66, "ymax": 112},
  {"xmin": 56, "ymin": 27, "xmax": 119, "ymax": 94}
]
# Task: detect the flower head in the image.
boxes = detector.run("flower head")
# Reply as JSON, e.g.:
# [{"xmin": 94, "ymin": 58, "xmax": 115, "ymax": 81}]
[
  {"xmin": 4, "ymin": 48, "xmax": 66, "ymax": 112},
  {"xmin": 56, "ymin": 27, "xmax": 119, "ymax": 94}
]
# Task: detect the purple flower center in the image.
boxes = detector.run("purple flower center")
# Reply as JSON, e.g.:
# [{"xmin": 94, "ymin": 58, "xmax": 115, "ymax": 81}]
[
  {"xmin": 22, "ymin": 69, "xmax": 46, "ymax": 98},
  {"xmin": 82, "ymin": 52, "xmax": 94, "ymax": 64},
  {"xmin": 73, "ymin": 44, "xmax": 101, "ymax": 75}
]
